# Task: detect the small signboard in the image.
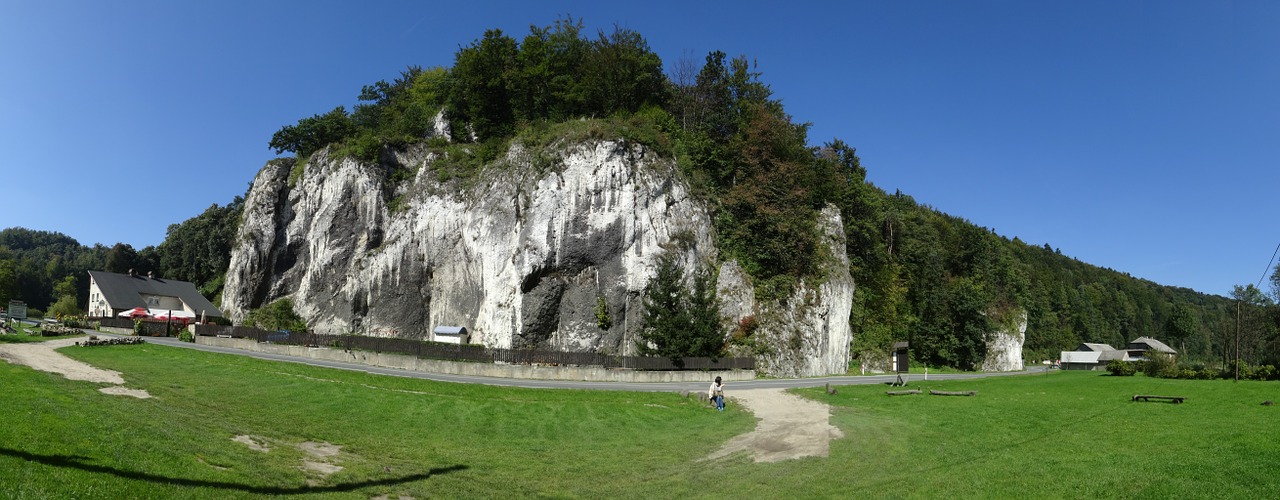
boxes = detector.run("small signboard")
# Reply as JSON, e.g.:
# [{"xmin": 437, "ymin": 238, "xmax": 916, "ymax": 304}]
[
  {"xmin": 7, "ymin": 300, "xmax": 27, "ymax": 320},
  {"xmin": 892, "ymin": 341, "xmax": 909, "ymax": 373}
]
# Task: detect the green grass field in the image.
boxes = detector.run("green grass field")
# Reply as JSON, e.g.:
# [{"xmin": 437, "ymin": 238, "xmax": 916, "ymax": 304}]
[{"xmin": 1, "ymin": 343, "xmax": 1278, "ymax": 499}]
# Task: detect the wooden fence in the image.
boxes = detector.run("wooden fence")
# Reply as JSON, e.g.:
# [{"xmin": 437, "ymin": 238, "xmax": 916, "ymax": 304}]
[
  {"xmin": 91, "ymin": 316, "xmax": 182, "ymax": 336},
  {"xmin": 192, "ymin": 324, "xmax": 755, "ymax": 371}
]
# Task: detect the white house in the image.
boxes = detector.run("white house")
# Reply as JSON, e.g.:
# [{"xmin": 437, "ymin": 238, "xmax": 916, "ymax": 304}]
[{"xmin": 87, "ymin": 270, "xmax": 223, "ymax": 321}]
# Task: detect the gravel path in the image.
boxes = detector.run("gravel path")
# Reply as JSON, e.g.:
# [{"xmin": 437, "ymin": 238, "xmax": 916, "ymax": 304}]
[
  {"xmin": 704, "ymin": 388, "xmax": 844, "ymax": 463},
  {"xmin": 0, "ymin": 337, "xmax": 150, "ymax": 397}
]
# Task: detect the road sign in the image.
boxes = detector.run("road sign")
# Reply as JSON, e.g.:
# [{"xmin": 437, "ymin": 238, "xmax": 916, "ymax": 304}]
[{"xmin": 7, "ymin": 300, "xmax": 27, "ymax": 320}]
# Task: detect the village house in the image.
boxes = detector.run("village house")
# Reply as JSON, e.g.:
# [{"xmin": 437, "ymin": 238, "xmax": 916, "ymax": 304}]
[
  {"xmin": 1059, "ymin": 337, "xmax": 1178, "ymax": 370},
  {"xmin": 87, "ymin": 270, "xmax": 223, "ymax": 322}
]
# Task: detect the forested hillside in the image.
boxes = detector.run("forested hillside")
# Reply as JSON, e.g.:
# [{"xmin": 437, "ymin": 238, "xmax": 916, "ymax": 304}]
[
  {"xmin": 5, "ymin": 18, "xmax": 1274, "ymax": 368},
  {"xmin": 0, "ymin": 198, "xmax": 241, "ymax": 317}
]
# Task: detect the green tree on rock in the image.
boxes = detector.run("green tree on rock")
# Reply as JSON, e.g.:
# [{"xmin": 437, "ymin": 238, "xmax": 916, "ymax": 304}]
[{"xmin": 637, "ymin": 254, "xmax": 722, "ymax": 367}]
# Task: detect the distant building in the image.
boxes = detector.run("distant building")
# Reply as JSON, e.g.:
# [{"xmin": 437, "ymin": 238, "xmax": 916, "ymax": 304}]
[
  {"xmin": 1125, "ymin": 336, "xmax": 1177, "ymax": 360},
  {"xmin": 87, "ymin": 270, "xmax": 223, "ymax": 321},
  {"xmin": 433, "ymin": 325, "xmax": 470, "ymax": 345},
  {"xmin": 1060, "ymin": 342, "xmax": 1130, "ymax": 370},
  {"xmin": 1060, "ymin": 337, "xmax": 1177, "ymax": 370}
]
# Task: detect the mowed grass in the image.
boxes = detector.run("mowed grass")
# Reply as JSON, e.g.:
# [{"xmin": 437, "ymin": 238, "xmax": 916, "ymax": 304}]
[
  {"xmin": 3, "ymin": 344, "xmax": 1280, "ymax": 499},
  {"xmin": 0, "ymin": 343, "xmax": 752, "ymax": 499}
]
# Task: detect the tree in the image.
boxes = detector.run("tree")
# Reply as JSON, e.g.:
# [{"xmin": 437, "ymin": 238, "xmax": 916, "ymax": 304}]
[
  {"xmin": 47, "ymin": 295, "xmax": 80, "ymax": 318},
  {"xmin": 579, "ymin": 26, "xmax": 667, "ymax": 117},
  {"xmin": 447, "ymin": 29, "xmax": 519, "ymax": 141},
  {"xmin": 1164, "ymin": 303, "xmax": 1199, "ymax": 353},
  {"xmin": 268, "ymin": 106, "xmax": 356, "ymax": 157},
  {"xmin": 0, "ymin": 258, "xmax": 16, "ymax": 305},
  {"xmin": 636, "ymin": 255, "xmax": 723, "ymax": 367},
  {"xmin": 244, "ymin": 298, "xmax": 308, "ymax": 332},
  {"xmin": 104, "ymin": 243, "xmax": 138, "ymax": 274}
]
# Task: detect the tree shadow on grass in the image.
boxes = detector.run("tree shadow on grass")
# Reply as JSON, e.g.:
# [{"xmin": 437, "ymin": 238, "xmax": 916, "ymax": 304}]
[{"xmin": 0, "ymin": 447, "xmax": 467, "ymax": 495}]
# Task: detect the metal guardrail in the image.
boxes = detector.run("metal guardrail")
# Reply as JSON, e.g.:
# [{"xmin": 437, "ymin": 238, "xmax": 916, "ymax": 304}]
[{"xmin": 191, "ymin": 324, "xmax": 755, "ymax": 371}]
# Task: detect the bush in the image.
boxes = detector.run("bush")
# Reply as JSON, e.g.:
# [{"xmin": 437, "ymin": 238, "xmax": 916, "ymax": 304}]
[
  {"xmin": 1223, "ymin": 360, "xmax": 1252, "ymax": 380},
  {"xmin": 1106, "ymin": 359, "xmax": 1136, "ymax": 376},
  {"xmin": 244, "ymin": 298, "xmax": 308, "ymax": 332},
  {"xmin": 1143, "ymin": 353, "xmax": 1177, "ymax": 378},
  {"xmin": 177, "ymin": 330, "xmax": 195, "ymax": 343}
]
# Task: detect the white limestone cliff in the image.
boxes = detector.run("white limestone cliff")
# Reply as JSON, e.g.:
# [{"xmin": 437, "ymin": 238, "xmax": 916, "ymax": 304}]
[
  {"xmin": 981, "ymin": 310, "xmax": 1027, "ymax": 372},
  {"xmin": 223, "ymin": 139, "xmax": 853, "ymax": 376}
]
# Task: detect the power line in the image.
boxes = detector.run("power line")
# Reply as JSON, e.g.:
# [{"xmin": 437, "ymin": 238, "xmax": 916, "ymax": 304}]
[{"xmin": 1257, "ymin": 242, "xmax": 1280, "ymax": 290}]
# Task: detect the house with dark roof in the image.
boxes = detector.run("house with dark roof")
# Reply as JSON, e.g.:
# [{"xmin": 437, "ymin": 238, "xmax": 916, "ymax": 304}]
[
  {"xmin": 1125, "ymin": 336, "xmax": 1177, "ymax": 360},
  {"xmin": 1060, "ymin": 337, "xmax": 1177, "ymax": 370},
  {"xmin": 87, "ymin": 270, "xmax": 223, "ymax": 321},
  {"xmin": 1060, "ymin": 342, "xmax": 1132, "ymax": 370}
]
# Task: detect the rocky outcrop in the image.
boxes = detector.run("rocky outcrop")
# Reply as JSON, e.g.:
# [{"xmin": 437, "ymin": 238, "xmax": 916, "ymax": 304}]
[
  {"xmin": 981, "ymin": 309, "xmax": 1027, "ymax": 372},
  {"xmin": 223, "ymin": 139, "xmax": 853, "ymax": 376},
  {"xmin": 717, "ymin": 206, "xmax": 853, "ymax": 378}
]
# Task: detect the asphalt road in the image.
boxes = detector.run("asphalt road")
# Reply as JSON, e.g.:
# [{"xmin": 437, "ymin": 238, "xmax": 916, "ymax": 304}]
[{"xmin": 117, "ymin": 333, "xmax": 1047, "ymax": 393}]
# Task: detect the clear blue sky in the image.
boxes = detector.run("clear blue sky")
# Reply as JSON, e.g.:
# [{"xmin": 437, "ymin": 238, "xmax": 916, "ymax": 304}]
[{"xmin": 2, "ymin": 1, "xmax": 1277, "ymax": 298}]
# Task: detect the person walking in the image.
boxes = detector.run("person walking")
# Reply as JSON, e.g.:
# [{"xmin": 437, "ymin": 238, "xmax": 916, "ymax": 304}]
[{"xmin": 708, "ymin": 376, "xmax": 725, "ymax": 411}]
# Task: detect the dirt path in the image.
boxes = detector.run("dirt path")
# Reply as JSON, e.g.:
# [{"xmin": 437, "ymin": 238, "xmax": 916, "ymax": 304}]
[
  {"xmin": 704, "ymin": 388, "xmax": 844, "ymax": 463},
  {"xmin": 0, "ymin": 337, "xmax": 150, "ymax": 398}
]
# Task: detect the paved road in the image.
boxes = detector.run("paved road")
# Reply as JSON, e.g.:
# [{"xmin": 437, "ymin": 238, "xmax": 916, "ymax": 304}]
[{"xmin": 112, "ymin": 333, "xmax": 1048, "ymax": 392}]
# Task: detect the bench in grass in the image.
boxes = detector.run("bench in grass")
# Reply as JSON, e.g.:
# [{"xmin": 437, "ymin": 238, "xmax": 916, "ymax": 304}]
[
  {"xmin": 1132, "ymin": 394, "xmax": 1186, "ymax": 404},
  {"xmin": 929, "ymin": 390, "xmax": 977, "ymax": 397}
]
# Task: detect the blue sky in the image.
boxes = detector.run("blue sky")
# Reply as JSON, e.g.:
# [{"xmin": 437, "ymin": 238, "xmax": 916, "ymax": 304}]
[{"xmin": 2, "ymin": 1, "xmax": 1277, "ymax": 297}]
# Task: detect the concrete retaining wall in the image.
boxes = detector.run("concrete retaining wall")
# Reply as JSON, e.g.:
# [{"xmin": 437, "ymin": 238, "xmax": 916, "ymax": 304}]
[{"xmin": 196, "ymin": 336, "xmax": 756, "ymax": 383}]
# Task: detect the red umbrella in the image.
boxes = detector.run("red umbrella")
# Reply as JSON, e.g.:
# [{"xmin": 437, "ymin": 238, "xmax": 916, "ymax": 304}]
[
  {"xmin": 154, "ymin": 312, "xmax": 191, "ymax": 326},
  {"xmin": 118, "ymin": 307, "xmax": 151, "ymax": 319}
]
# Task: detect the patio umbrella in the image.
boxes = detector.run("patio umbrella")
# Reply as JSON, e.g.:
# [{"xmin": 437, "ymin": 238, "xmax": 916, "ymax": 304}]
[{"xmin": 118, "ymin": 307, "xmax": 151, "ymax": 319}]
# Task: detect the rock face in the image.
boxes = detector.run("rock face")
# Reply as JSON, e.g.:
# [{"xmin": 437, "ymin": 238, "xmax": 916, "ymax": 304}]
[
  {"xmin": 223, "ymin": 139, "xmax": 853, "ymax": 376},
  {"xmin": 981, "ymin": 310, "xmax": 1027, "ymax": 372}
]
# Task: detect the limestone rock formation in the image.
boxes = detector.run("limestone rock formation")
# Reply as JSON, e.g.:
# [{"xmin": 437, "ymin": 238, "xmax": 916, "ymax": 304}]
[
  {"xmin": 223, "ymin": 139, "xmax": 853, "ymax": 376},
  {"xmin": 981, "ymin": 310, "xmax": 1027, "ymax": 372}
]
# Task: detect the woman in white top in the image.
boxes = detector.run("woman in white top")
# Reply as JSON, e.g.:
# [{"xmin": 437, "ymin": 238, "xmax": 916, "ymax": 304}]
[{"xmin": 709, "ymin": 376, "xmax": 725, "ymax": 411}]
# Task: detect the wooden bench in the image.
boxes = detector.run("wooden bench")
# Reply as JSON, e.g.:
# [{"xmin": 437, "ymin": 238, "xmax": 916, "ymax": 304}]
[
  {"xmin": 1132, "ymin": 394, "xmax": 1186, "ymax": 404},
  {"xmin": 930, "ymin": 390, "xmax": 977, "ymax": 397}
]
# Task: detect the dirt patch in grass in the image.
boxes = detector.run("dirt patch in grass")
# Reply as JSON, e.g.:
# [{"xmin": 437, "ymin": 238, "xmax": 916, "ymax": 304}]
[
  {"xmin": 298, "ymin": 441, "xmax": 341, "ymax": 458},
  {"xmin": 704, "ymin": 388, "xmax": 844, "ymax": 463},
  {"xmin": 98, "ymin": 386, "xmax": 152, "ymax": 399},
  {"xmin": 232, "ymin": 435, "xmax": 271, "ymax": 453},
  {"xmin": 0, "ymin": 336, "xmax": 155, "ymax": 398},
  {"xmin": 0, "ymin": 338, "xmax": 124, "ymax": 384}
]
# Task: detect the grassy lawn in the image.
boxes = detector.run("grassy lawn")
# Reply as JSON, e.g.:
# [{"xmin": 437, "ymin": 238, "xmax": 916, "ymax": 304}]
[
  {"xmin": 0, "ymin": 343, "xmax": 753, "ymax": 499},
  {"xmin": 2, "ymin": 344, "xmax": 1278, "ymax": 498},
  {"xmin": 0, "ymin": 322, "xmax": 84, "ymax": 343}
]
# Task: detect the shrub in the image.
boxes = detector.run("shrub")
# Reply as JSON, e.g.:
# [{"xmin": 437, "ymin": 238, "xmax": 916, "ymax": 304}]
[
  {"xmin": 594, "ymin": 296, "xmax": 612, "ymax": 330},
  {"xmin": 1228, "ymin": 360, "xmax": 1253, "ymax": 380},
  {"xmin": 1143, "ymin": 353, "xmax": 1177, "ymax": 378},
  {"xmin": 244, "ymin": 298, "xmax": 308, "ymax": 332},
  {"xmin": 177, "ymin": 330, "xmax": 195, "ymax": 343},
  {"xmin": 1106, "ymin": 359, "xmax": 1136, "ymax": 376}
]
